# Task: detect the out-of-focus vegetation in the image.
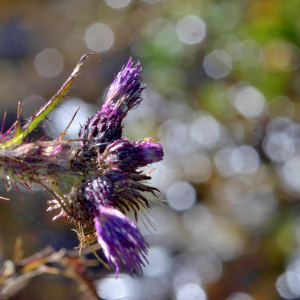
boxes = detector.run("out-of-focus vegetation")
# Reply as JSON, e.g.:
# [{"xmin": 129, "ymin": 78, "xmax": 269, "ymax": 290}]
[{"xmin": 0, "ymin": 0, "xmax": 300, "ymax": 299}]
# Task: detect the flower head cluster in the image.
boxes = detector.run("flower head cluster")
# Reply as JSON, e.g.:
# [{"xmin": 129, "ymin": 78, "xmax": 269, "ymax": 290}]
[
  {"xmin": 52, "ymin": 58, "xmax": 163, "ymax": 276},
  {"xmin": 0, "ymin": 55, "xmax": 163, "ymax": 277}
]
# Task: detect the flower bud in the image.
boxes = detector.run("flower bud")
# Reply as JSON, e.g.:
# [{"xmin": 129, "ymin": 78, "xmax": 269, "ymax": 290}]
[
  {"xmin": 78, "ymin": 108, "xmax": 122, "ymax": 152},
  {"xmin": 102, "ymin": 138, "xmax": 163, "ymax": 170}
]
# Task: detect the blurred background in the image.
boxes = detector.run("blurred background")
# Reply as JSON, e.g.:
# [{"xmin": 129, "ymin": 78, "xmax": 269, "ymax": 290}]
[{"xmin": 0, "ymin": 0, "xmax": 300, "ymax": 299}]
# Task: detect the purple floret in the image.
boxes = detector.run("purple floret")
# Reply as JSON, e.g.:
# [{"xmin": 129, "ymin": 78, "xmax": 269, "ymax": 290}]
[
  {"xmin": 104, "ymin": 57, "xmax": 145, "ymax": 112},
  {"xmin": 95, "ymin": 206, "xmax": 148, "ymax": 277}
]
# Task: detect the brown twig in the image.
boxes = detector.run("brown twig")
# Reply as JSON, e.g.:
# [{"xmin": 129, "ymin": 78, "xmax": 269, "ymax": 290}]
[{"xmin": 0, "ymin": 240, "xmax": 103, "ymax": 300}]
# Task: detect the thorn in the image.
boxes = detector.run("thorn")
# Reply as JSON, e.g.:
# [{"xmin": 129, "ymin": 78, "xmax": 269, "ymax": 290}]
[
  {"xmin": 1, "ymin": 111, "xmax": 7, "ymax": 135},
  {"xmin": 45, "ymin": 117, "xmax": 54, "ymax": 123},
  {"xmin": 17, "ymin": 102, "xmax": 21, "ymax": 119},
  {"xmin": 13, "ymin": 184, "xmax": 24, "ymax": 201},
  {"xmin": 18, "ymin": 102, "xmax": 25, "ymax": 118},
  {"xmin": 2, "ymin": 178, "xmax": 8, "ymax": 191},
  {"xmin": 56, "ymin": 106, "xmax": 81, "ymax": 141},
  {"xmin": 38, "ymin": 134, "xmax": 49, "ymax": 142}
]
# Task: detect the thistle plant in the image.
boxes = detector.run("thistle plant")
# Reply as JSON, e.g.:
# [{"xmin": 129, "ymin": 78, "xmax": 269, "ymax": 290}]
[{"xmin": 0, "ymin": 54, "xmax": 164, "ymax": 278}]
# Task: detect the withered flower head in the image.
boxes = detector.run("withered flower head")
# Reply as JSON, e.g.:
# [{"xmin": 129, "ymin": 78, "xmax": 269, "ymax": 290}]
[{"xmin": 0, "ymin": 54, "xmax": 164, "ymax": 277}]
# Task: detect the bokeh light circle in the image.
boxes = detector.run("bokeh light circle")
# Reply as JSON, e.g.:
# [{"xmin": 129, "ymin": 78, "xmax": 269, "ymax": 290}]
[
  {"xmin": 34, "ymin": 48, "xmax": 63, "ymax": 78},
  {"xmin": 204, "ymin": 50, "xmax": 232, "ymax": 79},
  {"xmin": 191, "ymin": 115, "xmax": 221, "ymax": 146},
  {"xmin": 282, "ymin": 156, "xmax": 300, "ymax": 193},
  {"xmin": 214, "ymin": 147, "xmax": 237, "ymax": 176},
  {"xmin": 227, "ymin": 293, "xmax": 254, "ymax": 300},
  {"xmin": 167, "ymin": 181, "xmax": 196, "ymax": 211},
  {"xmin": 85, "ymin": 23, "xmax": 114, "ymax": 52},
  {"xmin": 143, "ymin": 247, "xmax": 170, "ymax": 277},
  {"xmin": 263, "ymin": 133, "xmax": 294, "ymax": 162},
  {"xmin": 231, "ymin": 146, "xmax": 259, "ymax": 174},
  {"xmin": 97, "ymin": 275, "xmax": 135, "ymax": 299},
  {"xmin": 276, "ymin": 273, "xmax": 299, "ymax": 299},
  {"xmin": 234, "ymin": 86, "xmax": 265, "ymax": 118},
  {"xmin": 105, "ymin": 0, "xmax": 131, "ymax": 8},
  {"xmin": 176, "ymin": 15, "xmax": 206, "ymax": 44},
  {"xmin": 176, "ymin": 283, "xmax": 207, "ymax": 300}
]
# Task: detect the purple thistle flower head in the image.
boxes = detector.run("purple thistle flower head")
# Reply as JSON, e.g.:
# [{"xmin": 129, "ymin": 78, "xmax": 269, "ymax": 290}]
[
  {"xmin": 78, "ymin": 107, "xmax": 122, "ymax": 152},
  {"xmin": 102, "ymin": 138, "xmax": 164, "ymax": 171},
  {"xmin": 81, "ymin": 176, "xmax": 116, "ymax": 209},
  {"xmin": 78, "ymin": 58, "xmax": 145, "ymax": 152},
  {"xmin": 95, "ymin": 206, "xmax": 148, "ymax": 277},
  {"xmin": 69, "ymin": 168, "xmax": 130, "ymax": 222},
  {"xmin": 104, "ymin": 57, "xmax": 145, "ymax": 113}
]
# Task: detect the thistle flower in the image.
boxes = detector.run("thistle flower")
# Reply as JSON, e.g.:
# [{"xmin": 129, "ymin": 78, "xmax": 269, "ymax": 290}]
[
  {"xmin": 101, "ymin": 138, "xmax": 163, "ymax": 171},
  {"xmin": 78, "ymin": 58, "xmax": 145, "ymax": 152},
  {"xmin": 0, "ymin": 54, "xmax": 164, "ymax": 277},
  {"xmin": 95, "ymin": 207, "xmax": 148, "ymax": 277}
]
